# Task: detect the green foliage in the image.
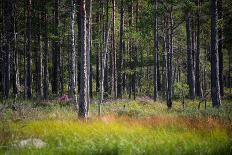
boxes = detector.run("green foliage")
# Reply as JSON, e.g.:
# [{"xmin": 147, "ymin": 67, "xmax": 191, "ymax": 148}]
[{"xmin": 173, "ymin": 82, "xmax": 189, "ymax": 99}]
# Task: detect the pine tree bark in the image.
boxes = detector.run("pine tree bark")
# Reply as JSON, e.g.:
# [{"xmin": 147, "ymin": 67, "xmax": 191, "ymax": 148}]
[
  {"xmin": 79, "ymin": 0, "xmax": 88, "ymax": 118},
  {"xmin": 195, "ymin": 0, "xmax": 203, "ymax": 98},
  {"xmin": 117, "ymin": 0, "xmax": 124, "ymax": 98},
  {"xmin": 186, "ymin": 11, "xmax": 196, "ymax": 99},
  {"xmin": 210, "ymin": 0, "xmax": 221, "ymax": 107},
  {"xmin": 70, "ymin": 0, "xmax": 77, "ymax": 103},
  {"xmin": 218, "ymin": 0, "xmax": 224, "ymax": 96},
  {"xmin": 52, "ymin": 0, "xmax": 61, "ymax": 94}
]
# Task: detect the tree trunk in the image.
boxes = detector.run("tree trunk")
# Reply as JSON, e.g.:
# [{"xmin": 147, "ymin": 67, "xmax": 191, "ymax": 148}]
[
  {"xmin": 210, "ymin": 0, "xmax": 221, "ymax": 107},
  {"xmin": 70, "ymin": 0, "xmax": 77, "ymax": 103},
  {"xmin": 153, "ymin": 0, "xmax": 158, "ymax": 101},
  {"xmin": 79, "ymin": 0, "xmax": 88, "ymax": 118},
  {"xmin": 218, "ymin": 0, "xmax": 224, "ymax": 96},
  {"xmin": 52, "ymin": 0, "xmax": 60, "ymax": 94},
  {"xmin": 195, "ymin": 0, "xmax": 203, "ymax": 98},
  {"xmin": 26, "ymin": 0, "xmax": 32, "ymax": 99},
  {"xmin": 167, "ymin": 10, "xmax": 173, "ymax": 108},
  {"xmin": 186, "ymin": 11, "xmax": 196, "ymax": 99},
  {"xmin": 35, "ymin": 12, "xmax": 42, "ymax": 98},
  {"xmin": 117, "ymin": 0, "xmax": 124, "ymax": 98},
  {"xmin": 43, "ymin": 1, "xmax": 49, "ymax": 100},
  {"xmin": 111, "ymin": 0, "xmax": 117, "ymax": 98}
]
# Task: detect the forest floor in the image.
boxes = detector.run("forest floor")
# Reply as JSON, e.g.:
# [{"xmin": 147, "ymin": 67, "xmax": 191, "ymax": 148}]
[{"xmin": 0, "ymin": 96, "xmax": 232, "ymax": 155}]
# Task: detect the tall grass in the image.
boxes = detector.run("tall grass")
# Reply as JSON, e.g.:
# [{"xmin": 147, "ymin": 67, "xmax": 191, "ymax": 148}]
[{"xmin": 0, "ymin": 99, "xmax": 232, "ymax": 155}]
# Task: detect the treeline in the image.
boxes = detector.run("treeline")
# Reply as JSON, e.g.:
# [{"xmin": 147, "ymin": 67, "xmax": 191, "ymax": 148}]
[{"xmin": 0, "ymin": 0, "xmax": 232, "ymax": 118}]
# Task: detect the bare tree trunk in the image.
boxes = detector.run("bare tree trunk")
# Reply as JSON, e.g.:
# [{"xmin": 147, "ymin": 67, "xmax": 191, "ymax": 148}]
[
  {"xmin": 186, "ymin": 11, "xmax": 196, "ymax": 99},
  {"xmin": 111, "ymin": 0, "xmax": 117, "ymax": 98},
  {"xmin": 43, "ymin": 1, "xmax": 49, "ymax": 100},
  {"xmin": 70, "ymin": 0, "xmax": 77, "ymax": 103},
  {"xmin": 218, "ymin": 0, "xmax": 224, "ymax": 96},
  {"xmin": 79, "ymin": 0, "xmax": 88, "ymax": 118},
  {"xmin": 195, "ymin": 0, "xmax": 203, "ymax": 98},
  {"xmin": 117, "ymin": 0, "xmax": 124, "ymax": 98},
  {"xmin": 52, "ymin": 0, "xmax": 60, "ymax": 95},
  {"xmin": 153, "ymin": 0, "xmax": 158, "ymax": 101},
  {"xmin": 35, "ymin": 11, "xmax": 42, "ymax": 98},
  {"xmin": 210, "ymin": 0, "xmax": 221, "ymax": 107},
  {"xmin": 26, "ymin": 0, "xmax": 32, "ymax": 99},
  {"xmin": 167, "ymin": 10, "xmax": 173, "ymax": 108},
  {"xmin": 12, "ymin": 1, "xmax": 19, "ymax": 99}
]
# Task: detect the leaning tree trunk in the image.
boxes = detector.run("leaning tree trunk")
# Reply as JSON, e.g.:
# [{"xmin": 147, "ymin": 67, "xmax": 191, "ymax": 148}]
[
  {"xmin": 186, "ymin": 11, "xmax": 196, "ymax": 99},
  {"xmin": 79, "ymin": 0, "xmax": 88, "ymax": 118},
  {"xmin": 210, "ymin": 0, "xmax": 221, "ymax": 107}
]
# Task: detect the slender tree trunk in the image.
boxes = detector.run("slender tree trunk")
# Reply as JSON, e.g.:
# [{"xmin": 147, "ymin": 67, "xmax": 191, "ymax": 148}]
[
  {"xmin": 210, "ymin": 0, "xmax": 221, "ymax": 107},
  {"xmin": 2, "ymin": 0, "xmax": 14, "ymax": 99},
  {"xmin": 35, "ymin": 12, "xmax": 42, "ymax": 98},
  {"xmin": 52, "ymin": 0, "xmax": 60, "ymax": 94},
  {"xmin": 218, "ymin": 0, "xmax": 224, "ymax": 96},
  {"xmin": 111, "ymin": 0, "xmax": 117, "ymax": 98},
  {"xmin": 153, "ymin": 0, "xmax": 158, "ymax": 101},
  {"xmin": 70, "ymin": 0, "xmax": 77, "ymax": 103},
  {"xmin": 12, "ymin": 1, "xmax": 19, "ymax": 99},
  {"xmin": 186, "ymin": 11, "xmax": 196, "ymax": 99},
  {"xmin": 43, "ymin": 1, "xmax": 49, "ymax": 100},
  {"xmin": 79, "ymin": 0, "xmax": 88, "ymax": 118},
  {"xmin": 167, "ymin": 10, "xmax": 173, "ymax": 108},
  {"xmin": 162, "ymin": 18, "xmax": 168, "ymax": 98},
  {"xmin": 117, "ymin": 0, "xmax": 124, "ymax": 98},
  {"xmin": 26, "ymin": 0, "xmax": 32, "ymax": 99},
  {"xmin": 195, "ymin": 0, "xmax": 203, "ymax": 98}
]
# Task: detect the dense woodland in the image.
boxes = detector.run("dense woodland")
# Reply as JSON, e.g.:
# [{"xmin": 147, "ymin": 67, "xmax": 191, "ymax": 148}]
[
  {"xmin": 0, "ymin": 0, "xmax": 232, "ymax": 118},
  {"xmin": 1, "ymin": 0, "xmax": 232, "ymax": 154}
]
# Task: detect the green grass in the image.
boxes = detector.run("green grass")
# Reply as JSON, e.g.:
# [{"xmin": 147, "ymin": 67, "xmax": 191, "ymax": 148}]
[{"xmin": 0, "ymin": 99, "xmax": 232, "ymax": 155}]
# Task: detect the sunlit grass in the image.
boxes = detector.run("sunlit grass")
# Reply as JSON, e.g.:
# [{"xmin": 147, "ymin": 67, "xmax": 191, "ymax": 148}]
[{"xmin": 0, "ymin": 99, "xmax": 232, "ymax": 154}]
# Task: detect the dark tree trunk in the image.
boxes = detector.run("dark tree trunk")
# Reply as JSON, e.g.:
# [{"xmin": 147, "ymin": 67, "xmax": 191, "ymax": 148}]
[
  {"xmin": 26, "ymin": 0, "xmax": 32, "ymax": 99},
  {"xmin": 218, "ymin": 0, "xmax": 224, "ymax": 96},
  {"xmin": 79, "ymin": 0, "xmax": 88, "ymax": 118},
  {"xmin": 2, "ymin": 0, "xmax": 14, "ymax": 99},
  {"xmin": 210, "ymin": 0, "xmax": 221, "ymax": 107},
  {"xmin": 117, "ymin": 0, "xmax": 124, "ymax": 98},
  {"xmin": 35, "ymin": 12, "xmax": 42, "ymax": 98},
  {"xmin": 186, "ymin": 11, "xmax": 196, "ymax": 99},
  {"xmin": 52, "ymin": 0, "xmax": 60, "ymax": 94}
]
